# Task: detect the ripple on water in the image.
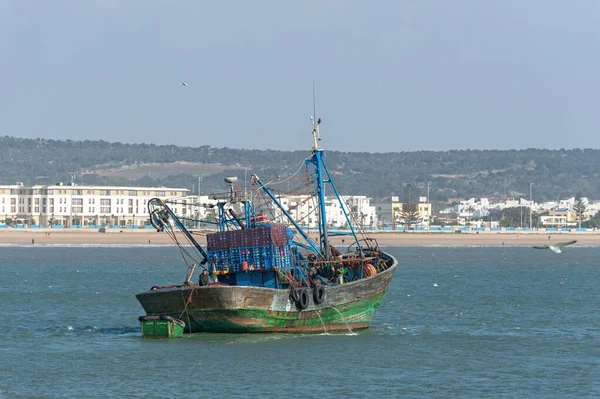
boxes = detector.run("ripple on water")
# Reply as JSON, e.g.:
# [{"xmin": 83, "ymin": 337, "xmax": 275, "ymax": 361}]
[{"xmin": 1, "ymin": 246, "xmax": 599, "ymax": 398}]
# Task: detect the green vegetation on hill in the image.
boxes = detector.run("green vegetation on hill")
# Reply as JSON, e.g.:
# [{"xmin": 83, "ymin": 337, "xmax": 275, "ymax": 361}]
[{"xmin": 1, "ymin": 136, "xmax": 599, "ymax": 204}]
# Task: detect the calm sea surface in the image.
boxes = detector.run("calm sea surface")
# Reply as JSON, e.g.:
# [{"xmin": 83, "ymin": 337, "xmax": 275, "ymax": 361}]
[{"xmin": 1, "ymin": 245, "xmax": 598, "ymax": 398}]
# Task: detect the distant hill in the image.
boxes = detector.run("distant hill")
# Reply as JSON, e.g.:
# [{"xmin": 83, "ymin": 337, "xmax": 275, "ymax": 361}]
[{"xmin": 1, "ymin": 136, "xmax": 599, "ymax": 204}]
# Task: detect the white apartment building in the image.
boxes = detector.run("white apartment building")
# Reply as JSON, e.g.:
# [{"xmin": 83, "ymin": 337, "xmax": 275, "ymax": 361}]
[
  {"xmin": 256, "ymin": 194, "xmax": 377, "ymax": 229},
  {"xmin": 558, "ymin": 196, "xmax": 589, "ymax": 210},
  {"xmin": 588, "ymin": 201, "xmax": 600, "ymax": 217},
  {"xmin": 0, "ymin": 183, "xmax": 188, "ymax": 228},
  {"xmin": 457, "ymin": 197, "xmax": 541, "ymax": 223},
  {"xmin": 457, "ymin": 198, "xmax": 490, "ymax": 221}
]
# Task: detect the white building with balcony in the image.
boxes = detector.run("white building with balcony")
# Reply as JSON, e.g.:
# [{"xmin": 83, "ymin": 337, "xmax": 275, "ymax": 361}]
[{"xmin": 0, "ymin": 183, "xmax": 189, "ymax": 228}]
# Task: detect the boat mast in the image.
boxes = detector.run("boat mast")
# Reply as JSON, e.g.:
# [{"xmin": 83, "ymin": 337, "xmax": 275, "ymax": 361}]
[{"xmin": 310, "ymin": 115, "xmax": 330, "ymax": 259}]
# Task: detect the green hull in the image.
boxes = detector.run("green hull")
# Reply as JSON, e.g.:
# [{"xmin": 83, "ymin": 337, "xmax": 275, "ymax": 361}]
[
  {"xmin": 140, "ymin": 319, "xmax": 184, "ymax": 338},
  {"xmin": 182, "ymin": 291, "xmax": 386, "ymax": 333}
]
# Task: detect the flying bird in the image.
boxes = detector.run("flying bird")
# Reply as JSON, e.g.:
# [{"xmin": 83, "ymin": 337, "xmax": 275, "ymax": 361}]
[
  {"xmin": 533, "ymin": 240, "xmax": 577, "ymax": 254},
  {"xmin": 180, "ymin": 82, "xmax": 189, "ymax": 86}
]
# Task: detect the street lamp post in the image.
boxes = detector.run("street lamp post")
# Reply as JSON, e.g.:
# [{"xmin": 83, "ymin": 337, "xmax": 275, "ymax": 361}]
[
  {"xmin": 529, "ymin": 182, "xmax": 534, "ymax": 229},
  {"xmin": 427, "ymin": 181, "xmax": 431, "ymax": 230},
  {"xmin": 520, "ymin": 205, "xmax": 523, "ymax": 229},
  {"xmin": 427, "ymin": 181, "xmax": 431, "ymax": 204}
]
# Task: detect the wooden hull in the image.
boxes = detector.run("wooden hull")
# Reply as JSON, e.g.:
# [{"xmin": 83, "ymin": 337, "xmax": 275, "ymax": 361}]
[{"xmin": 136, "ymin": 253, "xmax": 397, "ymax": 333}]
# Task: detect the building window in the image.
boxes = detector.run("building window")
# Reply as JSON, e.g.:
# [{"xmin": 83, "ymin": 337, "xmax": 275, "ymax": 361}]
[
  {"xmin": 100, "ymin": 199, "xmax": 111, "ymax": 206},
  {"xmin": 100, "ymin": 190, "xmax": 111, "ymax": 196}
]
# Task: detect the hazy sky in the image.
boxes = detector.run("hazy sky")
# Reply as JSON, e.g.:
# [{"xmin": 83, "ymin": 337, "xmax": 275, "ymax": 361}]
[{"xmin": 1, "ymin": 1, "xmax": 599, "ymax": 152}]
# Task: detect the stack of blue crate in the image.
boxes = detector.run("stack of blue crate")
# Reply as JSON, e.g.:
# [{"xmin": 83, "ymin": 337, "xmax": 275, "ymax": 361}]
[
  {"xmin": 207, "ymin": 244, "xmax": 295, "ymax": 273},
  {"xmin": 205, "ymin": 226, "xmax": 298, "ymax": 288}
]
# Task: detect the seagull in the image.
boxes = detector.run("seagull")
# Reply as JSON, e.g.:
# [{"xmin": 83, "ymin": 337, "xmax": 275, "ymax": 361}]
[
  {"xmin": 180, "ymin": 82, "xmax": 189, "ymax": 86},
  {"xmin": 533, "ymin": 240, "xmax": 577, "ymax": 254}
]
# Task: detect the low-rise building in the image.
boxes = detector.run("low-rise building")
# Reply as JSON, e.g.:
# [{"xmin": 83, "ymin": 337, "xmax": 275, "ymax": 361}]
[
  {"xmin": 392, "ymin": 196, "xmax": 432, "ymax": 228},
  {"xmin": 0, "ymin": 183, "xmax": 188, "ymax": 228}
]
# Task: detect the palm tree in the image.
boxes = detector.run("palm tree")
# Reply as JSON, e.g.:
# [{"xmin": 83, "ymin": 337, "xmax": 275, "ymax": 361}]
[
  {"xmin": 573, "ymin": 194, "xmax": 587, "ymax": 229},
  {"xmin": 465, "ymin": 206, "xmax": 475, "ymax": 228}
]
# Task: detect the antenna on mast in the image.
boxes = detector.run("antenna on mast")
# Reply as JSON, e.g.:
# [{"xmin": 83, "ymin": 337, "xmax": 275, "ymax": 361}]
[
  {"xmin": 313, "ymin": 82, "xmax": 317, "ymax": 125},
  {"xmin": 311, "ymin": 83, "xmax": 322, "ymax": 150}
]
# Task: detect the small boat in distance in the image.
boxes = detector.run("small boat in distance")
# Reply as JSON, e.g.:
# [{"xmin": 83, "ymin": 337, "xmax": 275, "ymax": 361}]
[{"xmin": 136, "ymin": 116, "xmax": 398, "ymax": 334}]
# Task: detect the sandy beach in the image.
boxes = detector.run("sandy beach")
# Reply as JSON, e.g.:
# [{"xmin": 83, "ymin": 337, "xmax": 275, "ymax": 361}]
[{"xmin": 1, "ymin": 228, "xmax": 599, "ymax": 247}]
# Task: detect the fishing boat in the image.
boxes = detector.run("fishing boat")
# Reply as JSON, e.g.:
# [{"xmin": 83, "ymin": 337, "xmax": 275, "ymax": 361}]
[{"xmin": 136, "ymin": 116, "xmax": 398, "ymax": 333}]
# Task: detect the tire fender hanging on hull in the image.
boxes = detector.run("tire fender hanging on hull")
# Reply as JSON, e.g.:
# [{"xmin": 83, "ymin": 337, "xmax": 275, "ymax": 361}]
[{"xmin": 313, "ymin": 285, "xmax": 325, "ymax": 304}]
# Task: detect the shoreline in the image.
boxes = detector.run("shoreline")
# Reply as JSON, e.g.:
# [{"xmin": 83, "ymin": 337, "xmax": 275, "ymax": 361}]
[{"xmin": 1, "ymin": 229, "xmax": 599, "ymax": 247}]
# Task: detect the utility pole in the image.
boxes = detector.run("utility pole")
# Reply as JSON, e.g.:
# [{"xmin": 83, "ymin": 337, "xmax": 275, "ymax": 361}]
[
  {"xmin": 529, "ymin": 182, "xmax": 534, "ymax": 229},
  {"xmin": 198, "ymin": 177, "xmax": 202, "ymax": 195}
]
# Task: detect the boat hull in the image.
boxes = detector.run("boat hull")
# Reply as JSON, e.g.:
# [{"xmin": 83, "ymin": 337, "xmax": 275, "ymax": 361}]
[{"xmin": 136, "ymin": 253, "xmax": 397, "ymax": 333}]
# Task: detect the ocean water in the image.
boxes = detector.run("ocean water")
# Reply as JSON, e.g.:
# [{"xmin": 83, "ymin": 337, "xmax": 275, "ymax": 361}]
[{"xmin": 1, "ymin": 246, "xmax": 598, "ymax": 398}]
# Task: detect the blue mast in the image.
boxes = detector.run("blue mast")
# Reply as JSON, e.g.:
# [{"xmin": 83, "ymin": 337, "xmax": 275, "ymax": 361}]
[
  {"xmin": 253, "ymin": 114, "xmax": 363, "ymax": 259},
  {"xmin": 308, "ymin": 116, "xmax": 330, "ymax": 259},
  {"xmin": 307, "ymin": 115, "xmax": 363, "ymax": 256}
]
